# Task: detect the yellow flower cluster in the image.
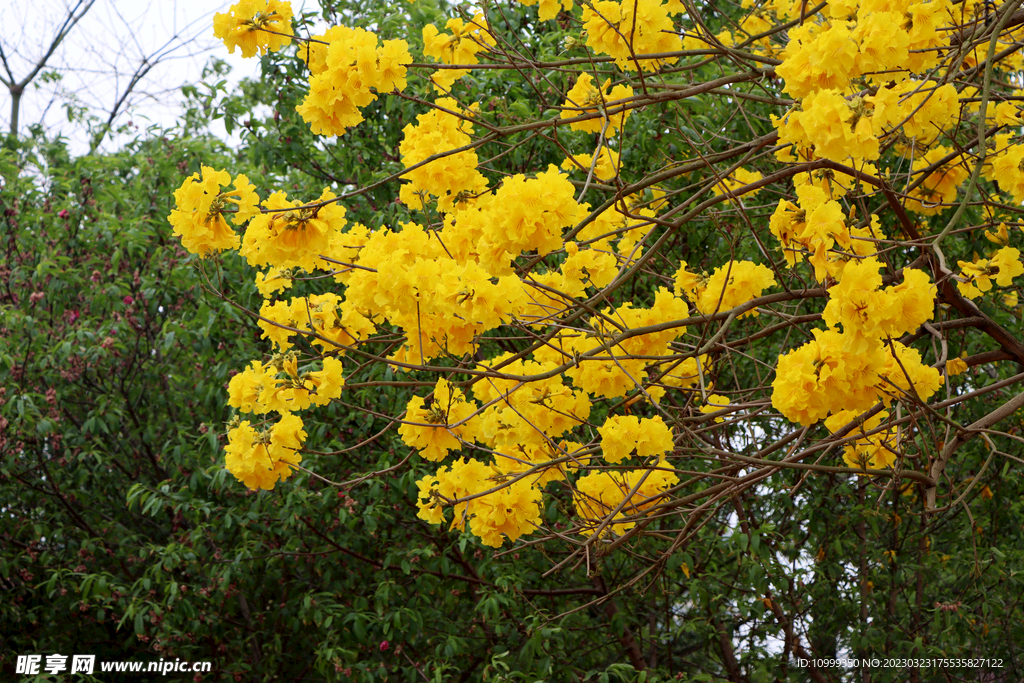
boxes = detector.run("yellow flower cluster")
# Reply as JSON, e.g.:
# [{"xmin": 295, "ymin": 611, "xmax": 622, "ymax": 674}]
[
  {"xmin": 398, "ymin": 98, "xmax": 488, "ymax": 211},
  {"xmin": 558, "ymin": 241, "xmax": 619, "ymax": 298},
  {"xmin": 711, "ymin": 168, "xmax": 764, "ymax": 199},
  {"xmin": 402, "ymin": 283, "xmax": 686, "ymax": 546},
  {"xmin": 295, "ymin": 27, "xmax": 411, "ymax": 137},
  {"xmin": 825, "ymin": 409, "xmax": 895, "ymax": 470},
  {"xmin": 225, "ymin": 415, "xmax": 305, "ymax": 491},
  {"xmin": 399, "ymin": 379, "xmax": 481, "ymax": 462},
  {"xmin": 894, "ymin": 81, "xmax": 961, "ymax": 147},
  {"xmin": 957, "ymin": 247, "xmax": 1024, "ymax": 299},
  {"xmin": 560, "ymin": 74, "xmax": 634, "ymax": 135},
  {"xmin": 990, "ymin": 145, "xmax": 1024, "ymax": 203},
  {"xmin": 342, "ymin": 223, "xmax": 529, "ymax": 363},
  {"xmin": 416, "ymin": 458, "xmax": 543, "ymax": 548},
  {"xmin": 674, "ymin": 260, "xmax": 776, "ymax": 317},
  {"xmin": 776, "ymin": 79, "xmax": 961, "ymax": 167},
  {"xmin": 598, "ymin": 416, "xmax": 674, "ymax": 463},
  {"xmin": 409, "ymin": 370, "xmax": 590, "ymax": 546},
  {"xmin": 769, "ymin": 0, "xmax": 989, "ymax": 218},
  {"xmin": 776, "ymin": 0, "xmax": 948, "ymax": 98},
  {"xmin": 772, "ymin": 259, "xmax": 939, "ymax": 426},
  {"xmin": 213, "ymin": 0, "xmax": 293, "ymax": 58},
  {"xmin": 228, "ymin": 355, "xmax": 345, "ymax": 415},
  {"xmin": 422, "ymin": 12, "xmax": 495, "ymax": 91},
  {"xmin": 168, "ymin": 167, "xmax": 259, "ymax": 257},
  {"xmin": 472, "ymin": 354, "xmax": 592, "ymax": 450},
  {"xmin": 256, "ymin": 293, "xmax": 377, "ymax": 353},
  {"xmin": 581, "ymin": 0, "xmax": 683, "ymax": 72},
  {"xmin": 537, "ymin": 288, "xmax": 689, "ymax": 399},
  {"xmin": 822, "ymin": 258, "xmax": 936, "ymax": 353},
  {"xmin": 772, "ymin": 329, "xmax": 939, "ymax": 427},
  {"xmin": 574, "ymin": 464, "xmax": 678, "ymax": 537},
  {"xmin": 904, "ymin": 146, "xmax": 969, "ymax": 215},
  {"xmin": 224, "ymin": 355, "xmax": 344, "ymax": 489},
  {"xmin": 769, "ymin": 181, "xmax": 886, "ymax": 281},
  {"xmin": 774, "ymin": 90, "xmax": 895, "ymax": 164},
  {"xmin": 561, "ymin": 148, "xmax": 621, "ymax": 181},
  {"xmin": 443, "ymin": 165, "xmax": 587, "ymax": 276},
  {"xmin": 493, "ymin": 440, "xmax": 584, "ymax": 487},
  {"xmin": 573, "ymin": 195, "xmax": 659, "ymax": 260},
  {"xmin": 239, "ymin": 189, "xmax": 348, "ymax": 272}
]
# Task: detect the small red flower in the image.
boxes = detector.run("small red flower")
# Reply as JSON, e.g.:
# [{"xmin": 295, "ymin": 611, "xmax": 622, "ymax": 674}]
[{"xmin": 379, "ymin": 640, "xmax": 389, "ymax": 652}]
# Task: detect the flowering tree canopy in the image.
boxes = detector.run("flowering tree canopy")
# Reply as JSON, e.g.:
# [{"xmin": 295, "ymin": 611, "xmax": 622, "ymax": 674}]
[{"xmin": 167, "ymin": 0, "xmax": 1024, "ymax": 675}]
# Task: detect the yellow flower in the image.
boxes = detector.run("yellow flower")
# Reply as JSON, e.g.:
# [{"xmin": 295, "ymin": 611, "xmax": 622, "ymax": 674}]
[
  {"xmin": 699, "ymin": 395, "xmax": 731, "ymax": 422},
  {"xmin": 295, "ymin": 28, "xmax": 411, "ymax": 137},
  {"xmin": 561, "ymin": 148, "xmax": 621, "ymax": 181},
  {"xmin": 598, "ymin": 415, "xmax": 673, "ymax": 463},
  {"xmin": 468, "ymin": 478, "xmax": 542, "ymax": 547},
  {"xmin": 993, "ymin": 101, "xmax": 1022, "ymax": 126},
  {"xmin": 517, "ymin": 0, "xmax": 574, "ymax": 21},
  {"xmin": 415, "ymin": 475, "xmax": 445, "ymax": 524},
  {"xmin": 877, "ymin": 342, "xmax": 942, "ymax": 406},
  {"xmin": 990, "ymin": 246, "xmax": 1024, "ymax": 287},
  {"xmin": 240, "ymin": 188, "xmax": 347, "ymax": 271},
  {"xmin": 984, "ymin": 223, "xmax": 1009, "ymax": 246},
  {"xmin": 945, "ymin": 357, "xmax": 969, "ymax": 376},
  {"xmin": 957, "ymin": 256, "xmax": 992, "ymax": 299},
  {"xmin": 398, "ymin": 98, "xmax": 488, "ymax": 212},
  {"xmin": 827, "ymin": 409, "xmax": 894, "ymax": 471},
  {"xmin": 224, "ymin": 414, "xmax": 305, "ymax": 490},
  {"xmin": 228, "ymin": 360, "xmax": 276, "ymax": 413},
  {"xmin": 777, "ymin": 24, "xmax": 858, "ymax": 98},
  {"xmin": 560, "ymin": 74, "xmax": 634, "ymax": 135},
  {"xmin": 255, "ymin": 267, "xmax": 292, "ymax": 298},
  {"xmin": 168, "ymin": 167, "xmax": 259, "ymax": 257},
  {"xmin": 307, "ymin": 357, "xmax": 345, "ymax": 407},
  {"xmin": 421, "ymin": 12, "xmax": 495, "ymax": 91},
  {"xmin": 398, "ymin": 379, "xmax": 480, "ymax": 461},
  {"xmin": 954, "ymin": 247, "xmax": 1022, "ymax": 299},
  {"xmin": 213, "ymin": 0, "xmax": 293, "ymax": 58},
  {"xmin": 686, "ymin": 260, "xmax": 776, "ymax": 317},
  {"xmin": 772, "ymin": 329, "xmax": 884, "ymax": 426},
  {"xmin": 905, "ymin": 147, "xmax": 969, "ymax": 216},
  {"xmin": 823, "ymin": 259, "xmax": 935, "ymax": 347},
  {"xmin": 574, "ymin": 464, "xmax": 679, "ymax": 537},
  {"xmin": 711, "ymin": 167, "xmax": 764, "ymax": 200},
  {"xmin": 581, "ymin": 0, "xmax": 682, "ymax": 72}
]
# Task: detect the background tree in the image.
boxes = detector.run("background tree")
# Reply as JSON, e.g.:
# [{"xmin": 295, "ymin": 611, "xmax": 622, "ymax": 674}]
[{"xmin": 0, "ymin": 0, "xmax": 233, "ymax": 152}]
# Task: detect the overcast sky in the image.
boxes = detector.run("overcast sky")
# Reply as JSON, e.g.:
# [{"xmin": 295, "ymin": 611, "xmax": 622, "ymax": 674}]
[{"xmin": 0, "ymin": 0, "xmax": 282, "ymax": 154}]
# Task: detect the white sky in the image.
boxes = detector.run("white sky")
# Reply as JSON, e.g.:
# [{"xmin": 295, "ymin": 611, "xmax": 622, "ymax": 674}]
[{"xmin": 0, "ymin": 0, "xmax": 273, "ymax": 154}]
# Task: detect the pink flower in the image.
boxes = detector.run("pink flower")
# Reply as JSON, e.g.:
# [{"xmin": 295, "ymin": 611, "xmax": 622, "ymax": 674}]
[
  {"xmin": 123, "ymin": 295, "xmax": 134, "ymax": 306},
  {"xmin": 58, "ymin": 209, "xmax": 69, "ymax": 218},
  {"xmin": 379, "ymin": 640, "xmax": 389, "ymax": 652}
]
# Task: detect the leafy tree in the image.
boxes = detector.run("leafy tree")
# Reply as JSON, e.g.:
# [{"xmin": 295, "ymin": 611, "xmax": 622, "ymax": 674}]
[
  {"xmin": 7, "ymin": 0, "xmax": 1024, "ymax": 679},
  {"xmin": 1, "ymin": 79, "xmax": 705, "ymax": 683}
]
